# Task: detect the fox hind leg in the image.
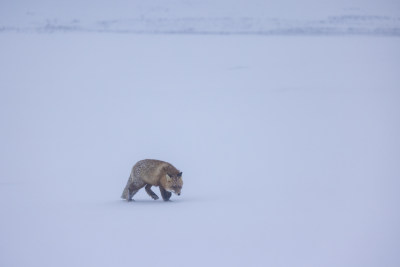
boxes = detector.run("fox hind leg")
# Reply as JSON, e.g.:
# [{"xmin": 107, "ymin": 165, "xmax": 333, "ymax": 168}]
[
  {"xmin": 122, "ymin": 175, "xmax": 145, "ymax": 201},
  {"xmin": 159, "ymin": 186, "xmax": 172, "ymax": 201},
  {"xmin": 145, "ymin": 184, "xmax": 159, "ymax": 200},
  {"xmin": 127, "ymin": 180, "xmax": 145, "ymax": 201}
]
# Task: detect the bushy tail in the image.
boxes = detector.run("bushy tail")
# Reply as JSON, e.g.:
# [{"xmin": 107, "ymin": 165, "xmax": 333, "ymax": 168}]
[{"xmin": 121, "ymin": 177, "xmax": 131, "ymax": 199}]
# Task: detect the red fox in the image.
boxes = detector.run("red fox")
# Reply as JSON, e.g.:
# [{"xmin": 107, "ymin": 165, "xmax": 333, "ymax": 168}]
[{"xmin": 121, "ymin": 159, "xmax": 183, "ymax": 201}]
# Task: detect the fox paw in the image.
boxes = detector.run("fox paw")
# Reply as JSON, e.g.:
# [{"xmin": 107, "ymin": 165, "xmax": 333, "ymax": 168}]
[{"xmin": 151, "ymin": 194, "xmax": 159, "ymax": 200}]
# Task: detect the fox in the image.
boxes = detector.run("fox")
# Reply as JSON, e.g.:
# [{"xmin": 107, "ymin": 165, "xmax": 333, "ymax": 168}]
[{"xmin": 121, "ymin": 159, "xmax": 183, "ymax": 201}]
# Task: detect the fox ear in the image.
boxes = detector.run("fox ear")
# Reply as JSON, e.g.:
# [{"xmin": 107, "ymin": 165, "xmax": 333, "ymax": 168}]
[
  {"xmin": 166, "ymin": 174, "xmax": 172, "ymax": 182},
  {"xmin": 178, "ymin": 172, "xmax": 183, "ymax": 177}
]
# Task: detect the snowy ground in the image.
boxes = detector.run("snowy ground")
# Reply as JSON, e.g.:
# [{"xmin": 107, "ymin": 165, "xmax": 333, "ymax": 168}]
[
  {"xmin": 1, "ymin": 1, "xmax": 400, "ymax": 267},
  {"xmin": 1, "ymin": 0, "xmax": 400, "ymax": 35}
]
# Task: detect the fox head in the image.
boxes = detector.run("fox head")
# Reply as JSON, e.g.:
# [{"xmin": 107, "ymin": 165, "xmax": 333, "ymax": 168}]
[{"xmin": 165, "ymin": 172, "xmax": 183, "ymax": 196}]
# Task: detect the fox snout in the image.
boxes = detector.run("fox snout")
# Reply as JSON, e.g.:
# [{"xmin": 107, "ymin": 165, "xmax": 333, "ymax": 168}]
[
  {"xmin": 172, "ymin": 187, "xmax": 181, "ymax": 195},
  {"xmin": 167, "ymin": 188, "xmax": 181, "ymax": 195}
]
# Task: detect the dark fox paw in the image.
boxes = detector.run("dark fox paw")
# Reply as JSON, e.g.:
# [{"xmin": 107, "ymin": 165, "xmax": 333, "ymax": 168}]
[{"xmin": 151, "ymin": 194, "xmax": 159, "ymax": 200}]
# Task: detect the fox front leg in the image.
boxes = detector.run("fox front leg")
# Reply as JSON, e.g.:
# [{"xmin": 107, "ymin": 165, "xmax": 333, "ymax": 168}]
[
  {"xmin": 145, "ymin": 184, "xmax": 159, "ymax": 200},
  {"xmin": 159, "ymin": 186, "xmax": 172, "ymax": 201}
]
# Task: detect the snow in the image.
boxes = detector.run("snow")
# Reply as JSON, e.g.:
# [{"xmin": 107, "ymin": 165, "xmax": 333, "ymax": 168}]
[
  {"xmin": 1, "ymin": 1, "xmax": 400, "ymax": 267},
  {"xmin": 1, "ymin": 0, "xmax": 400, "ymax": 35}
]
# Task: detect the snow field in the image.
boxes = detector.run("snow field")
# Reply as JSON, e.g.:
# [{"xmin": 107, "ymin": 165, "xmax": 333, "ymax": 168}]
[{"xmin": 0, "ymin": 33, "xmax": 399, "ymax": 267}]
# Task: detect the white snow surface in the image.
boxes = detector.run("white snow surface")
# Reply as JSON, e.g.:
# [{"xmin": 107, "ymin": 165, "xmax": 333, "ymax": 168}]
[
  {"xmin": 1, "ymin": 0, "xmax": 400, "ymax": 35},
  {"xmin": 1, "ymin": 1, "xmax": 400, "ymax": 267}
]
